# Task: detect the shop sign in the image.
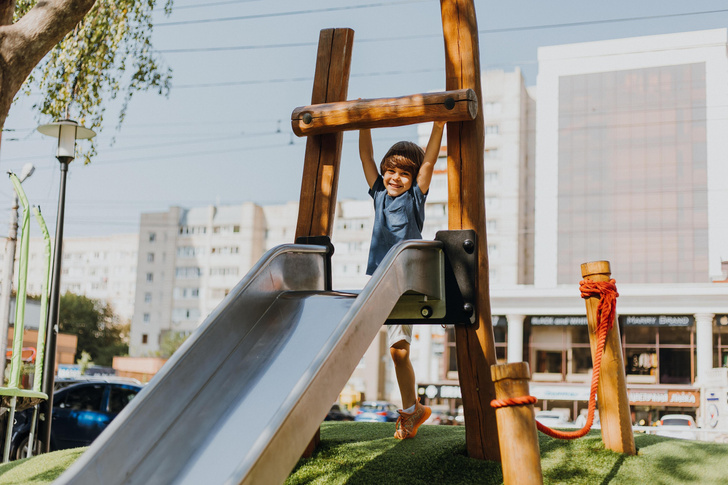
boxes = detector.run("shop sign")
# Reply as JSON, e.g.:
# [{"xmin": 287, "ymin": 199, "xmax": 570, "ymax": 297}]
[
  {"xmin": 418, "ymin": 384, "xmax": 462, "ymax": 400},
  {"xmin": 620, "ymin": 315, "xmax": 693, "ymax": 327},
  {"xmin": 530, "ymin": 384, "xmax": 590, "ymax": 401},
  {"xmin": 530, "ymin": 316, "xmax": 588, "ymax": 326},
  {"xmin": 628, "ymin": 389, "xmax": 699, "ymax": 407}
]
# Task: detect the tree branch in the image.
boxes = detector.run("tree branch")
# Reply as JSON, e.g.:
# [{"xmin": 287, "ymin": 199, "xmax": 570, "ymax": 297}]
[
  {"xmin": 1, "ymin": 0, "xmax": 96, "ymax": 95},
  {"xmin": 0, "ymin": 1, "xmax": 16, "ymax": 27}
]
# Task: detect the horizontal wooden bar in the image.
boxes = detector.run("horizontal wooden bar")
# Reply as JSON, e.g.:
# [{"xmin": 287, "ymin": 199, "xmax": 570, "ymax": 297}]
[{"xmin": 290, "ymin": 88, "xmax": 477, "ymax": 137}]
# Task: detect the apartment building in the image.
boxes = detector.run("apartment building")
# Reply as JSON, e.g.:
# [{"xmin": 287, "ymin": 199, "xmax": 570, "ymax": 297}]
[
  {"xmin": 1, "ymin": 234, "xmax": 138, "ymax": 321},
  {"xmin": 470, "ymin": 29, "xmax": 728, "ymax": 429},
  {"xmin": 129, "ymin": 204, "xmax": 266, "ymax": 357}
]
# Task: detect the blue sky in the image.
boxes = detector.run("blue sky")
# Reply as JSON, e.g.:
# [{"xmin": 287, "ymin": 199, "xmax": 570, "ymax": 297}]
[{"xmin": 3, "ymin": 0, "xmax": 728, "ymax": 237}]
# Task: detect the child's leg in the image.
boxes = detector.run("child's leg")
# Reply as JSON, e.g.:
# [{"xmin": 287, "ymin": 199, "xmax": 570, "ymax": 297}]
[
  {"xmin": 388, "ymin": 325, "xmax": 431, "ymax": 440},
  {"xmin": 390, "ymin": 340, "xmax": 417, "ymax": 409}
]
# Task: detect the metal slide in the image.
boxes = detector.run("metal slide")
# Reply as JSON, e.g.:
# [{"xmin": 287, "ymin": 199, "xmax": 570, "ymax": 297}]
[{"xmin": 56, "ymin": 239, "xmax": 445, "ymax": 485}]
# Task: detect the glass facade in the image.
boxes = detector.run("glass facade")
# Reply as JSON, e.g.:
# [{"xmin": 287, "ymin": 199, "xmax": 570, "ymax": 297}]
[
  {"xmin": 557, "ymin": 63, "xmax": 708, "ymax": 284},
  {"xmin": 528, "ymin": 316, "xmax": 695, "ymax": 385}
]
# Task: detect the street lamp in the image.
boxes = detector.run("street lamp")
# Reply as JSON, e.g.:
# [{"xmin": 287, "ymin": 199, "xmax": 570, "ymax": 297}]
[
  {"xmin": 36, "ymin": 119, "xmax": 95, "ymax": 453},
  {"xmin": 0, "ymin": 163, "xmax": 35, "ymax": 387}
]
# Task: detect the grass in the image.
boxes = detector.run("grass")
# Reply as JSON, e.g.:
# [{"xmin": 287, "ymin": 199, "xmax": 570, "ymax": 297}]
[
  {"xmin": 0, "ymin": 424, "xmax": 727, "ymax": 484},
  {"xmin": 0, "ymin": 447, "xmax": 84, "ymax": 484}
]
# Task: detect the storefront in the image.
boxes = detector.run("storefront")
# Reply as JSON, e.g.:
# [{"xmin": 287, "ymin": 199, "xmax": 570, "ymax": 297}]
[
  {"xmin": 527, "ymin": 314, "xmax": 696, "ymax": 386},
  {"xmin": 714, "ymin": 315, "xmax": 728, "ymax": 368}
]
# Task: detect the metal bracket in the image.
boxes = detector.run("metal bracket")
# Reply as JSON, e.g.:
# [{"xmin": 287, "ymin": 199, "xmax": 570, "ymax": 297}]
[
  {"xmin": 386, "ymin": 229, "xmax": 477, "ymax": 326},
  {"xmin": 294, "ymin": 235, "xmax": 334, "ymax": 291}
]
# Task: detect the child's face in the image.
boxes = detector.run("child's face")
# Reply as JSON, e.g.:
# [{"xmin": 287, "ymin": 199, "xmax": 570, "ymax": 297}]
[{"xmin": 383, "ymin": 167, "xmax": 413, "ymax": 197}]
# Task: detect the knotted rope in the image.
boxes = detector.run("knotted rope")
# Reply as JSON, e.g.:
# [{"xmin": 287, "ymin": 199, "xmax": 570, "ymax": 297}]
[{"xmin": 491, "ymin": 279, "xmax": 619, "ymax": 440}]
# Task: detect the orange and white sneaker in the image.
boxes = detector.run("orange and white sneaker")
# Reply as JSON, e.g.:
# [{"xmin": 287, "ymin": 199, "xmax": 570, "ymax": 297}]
[{"xmin": 394, "ymin": 403, "xmax": 431, "ymax": 439}]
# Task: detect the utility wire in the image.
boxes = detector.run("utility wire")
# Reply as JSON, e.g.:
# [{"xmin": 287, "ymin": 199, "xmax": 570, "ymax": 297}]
[{"xmin": 156, "ymin": 1, "xmax": 429, "ymax": 27}]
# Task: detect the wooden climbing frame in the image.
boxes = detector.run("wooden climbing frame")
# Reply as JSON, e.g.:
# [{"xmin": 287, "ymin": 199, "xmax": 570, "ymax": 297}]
[{"xmin": 292, "ymin": 0, "xmax": 500, "ymax": 462}]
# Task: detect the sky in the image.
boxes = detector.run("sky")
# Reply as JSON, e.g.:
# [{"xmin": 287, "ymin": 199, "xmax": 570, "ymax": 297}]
[{"xmin": 2, "ymin": 0, "xmax": 728, "ymax": 238}]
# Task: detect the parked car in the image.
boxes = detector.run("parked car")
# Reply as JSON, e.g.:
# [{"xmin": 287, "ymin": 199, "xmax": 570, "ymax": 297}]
[
  {"xmin": 424, "ymin": 405, "xmax": 453, "ymax": 425},
  {"xmin": 325, "ymin": 404, "xmax": 354, "ymax": 421},
  {"xmin": 535, "ymin": 410, "xmax": 572, "ymax": 428},
  {"xmin": 354, "ymin": 401, "xmax": 399, "ymax": 422},
  {"xmin": 53, "ymin": 375, "xmax": 142, "ymax": 391},
  {"xmin": 6, "ymin": 379, "xmax": 143, "ymax": 460},
  {"xmin": 653, "ymin": 414, "xmax": 698, "ymax": 440}
]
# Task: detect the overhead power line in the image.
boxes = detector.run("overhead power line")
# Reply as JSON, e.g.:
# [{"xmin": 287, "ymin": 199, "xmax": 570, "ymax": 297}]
[
  {"xmin": 156, "ymin": 6, "xmax": 728, "ymax": 32},
  {"xmin": 153, "ymin": 9, "xmax": 728, "ymax": 55},
  {"xmin": 156, "ymin": 1, "xmax": 429, "ymax": 27}
]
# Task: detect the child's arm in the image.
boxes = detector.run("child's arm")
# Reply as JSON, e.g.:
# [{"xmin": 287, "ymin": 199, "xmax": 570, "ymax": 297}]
[
  {"xmin": 359, "ymin": 128, "xmax": 379, "ymax": 189},
  {"xmin": 417, "ymin": 121, "xmax": 445, "ymax": 194}
]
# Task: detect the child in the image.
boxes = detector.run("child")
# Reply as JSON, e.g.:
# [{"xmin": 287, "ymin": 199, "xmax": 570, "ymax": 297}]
[{"xmin": 359, "ymin": 121, "xmax": 445, "ymax": 439}]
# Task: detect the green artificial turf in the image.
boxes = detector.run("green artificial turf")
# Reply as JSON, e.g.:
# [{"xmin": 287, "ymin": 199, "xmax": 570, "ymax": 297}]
[
  {"xmin": 286, "ymin": 422, "xmax": 728, "ymax": 485},
  {"xmin": 0, "ymin": 447, "xmax": 84, "ymax": 485},
  {"xmin": 0, "ymin": 424, "xmax": 727, "ymax": 484}
]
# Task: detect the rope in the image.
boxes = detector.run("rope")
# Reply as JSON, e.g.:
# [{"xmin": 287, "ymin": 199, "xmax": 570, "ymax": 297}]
[{"xmin": 490, "ymin": 279, "xmax": 619, "ymax": 440}]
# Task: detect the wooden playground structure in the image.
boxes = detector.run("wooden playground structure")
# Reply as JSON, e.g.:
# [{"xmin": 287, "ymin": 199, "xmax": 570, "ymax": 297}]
[{"xmin": 291, "ymin": 0, "xmax": 637, "ymax": 483}]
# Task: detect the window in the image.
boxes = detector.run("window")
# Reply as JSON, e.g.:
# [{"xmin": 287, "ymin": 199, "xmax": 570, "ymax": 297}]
[
  {"xmin": 108, "ymin": 386, "xmax": 139, "ymax": 414},
  {"xmin": 485, "ymin": 171, "xmax": 499, "ymax": 183},
  {"xmin": 142, "ymin": 334, "xmax": 148, "ymax": 344},
  {"xmin": 147, "ymin": 253, "xmax": 154, "ymax": 263},
  {"xmin": 143, "ymin": 313, "xmax": 150, "ymax": 323},
  {"xmin": 176, "ymin": 267, "xmax": 201, "ymax": 279},
  {"xmin": 487, "ymin": 244, "xmax": 498, "ymax": 257},
  {"xmin": 146, "ymin": 273, "xmax": 153, "ymax": 283},
  {"xmin": 209, "ymin": 267, "xmax": 239, "ymax": 276},
  {"xmin": 148, "ymin": 232, "xmax": 156, "ymax": 242},
  {"xmin": 61, "ymin": 384, "xmax": 104, "ymax": 412},
  {"xmin": 485, "ymin": 124, "xmax": 500, "ymax": 135},
  {"xmin": 486, "ymin": 219, "xmax": 497, "ymax": 232},
  {"xmin": 484, "ymin": 101, "xmax": 502, "ymax": 115},
  {"xmin": 144, "ymin": 292, "xmax": 152, "ymax": 303},
  {"xmin": 485, "ymin": 148, "xmax": 499, "ymax": 159}
]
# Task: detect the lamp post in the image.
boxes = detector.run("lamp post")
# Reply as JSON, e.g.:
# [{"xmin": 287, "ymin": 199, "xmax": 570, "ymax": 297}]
[
  {"xmin": 0, "ymin": 163, "xmax": 35, "ymax": 387},
  {"xmin": 36, "ymin": 119, "xmax": 95, "ymax": 453}
]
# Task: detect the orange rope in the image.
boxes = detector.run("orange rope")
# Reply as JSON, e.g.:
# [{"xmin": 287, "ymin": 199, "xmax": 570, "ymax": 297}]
[{"xmin": 490, "ymin": 279, "xmax": 619, "ymax": 440}]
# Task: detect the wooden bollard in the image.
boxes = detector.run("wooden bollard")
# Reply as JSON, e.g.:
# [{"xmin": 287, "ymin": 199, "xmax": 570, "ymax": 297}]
[
  {"xmin": 491, "ymin": 363, "xmax": 543, "ymax": 485},
  {"xmin": 290, "ymin": 88, "xmax": 477, "ymax": 136},
  {"xmin": 581, "ymin": 261, "xmax": 636, "ymax": 455}
]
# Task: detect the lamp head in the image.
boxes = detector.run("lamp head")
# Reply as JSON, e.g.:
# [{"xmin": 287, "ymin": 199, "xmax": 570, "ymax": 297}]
[
  {"xmin": 37, "ymin": 119, "xmax": 96, "ymax": 162},
  {"xmin": 19, "ymin": 163, "xmax": 35, "ymax": 182}
]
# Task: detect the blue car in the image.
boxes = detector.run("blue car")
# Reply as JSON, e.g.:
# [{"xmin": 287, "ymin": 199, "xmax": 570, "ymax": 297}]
[
  {"xmin": 6, "ymin": 379, "xmax": 143, "ymax": 460},
  {"xmin": 354, "ymin": 401, "xmax": 400, "ymax": 422}
]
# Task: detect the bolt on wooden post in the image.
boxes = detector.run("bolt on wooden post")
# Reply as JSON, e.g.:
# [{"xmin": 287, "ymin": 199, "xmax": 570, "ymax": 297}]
[
  {"xmin": 581, "ymin": 261, "xmax": 636, "ymax": 455},
  {"xmin": 491, "ymin": 363, "xmax": 543, "ymax": 485}
]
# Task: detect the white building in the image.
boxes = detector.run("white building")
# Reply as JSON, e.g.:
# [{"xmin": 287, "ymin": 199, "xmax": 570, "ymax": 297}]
[
  {"xmin": 2, "ymin": 234, "xmax": 139, "ymax": 321},
  {"xmin": 129, "ymin": 204, "xmax": 266, "ymax": 356},
  {"xmin": 479, "ymin": 29, "xmax": 728, "ymax": 429}
]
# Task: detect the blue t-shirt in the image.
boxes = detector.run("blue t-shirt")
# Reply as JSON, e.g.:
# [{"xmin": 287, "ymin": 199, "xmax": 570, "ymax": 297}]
[{"xmin": 366, "ymin": 175, "xmax": 427, "ymax": 275}]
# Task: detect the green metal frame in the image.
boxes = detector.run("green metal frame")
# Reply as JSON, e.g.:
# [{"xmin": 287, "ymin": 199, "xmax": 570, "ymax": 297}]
[{"xmin": 1, "ymin": 174, "xmax": 51, "ymax": 462}]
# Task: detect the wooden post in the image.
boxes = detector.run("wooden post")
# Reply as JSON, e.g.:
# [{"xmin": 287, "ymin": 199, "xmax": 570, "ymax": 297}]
[
  {"xmin": 295, "ymin": 28, "xmax": 353, "ymax": 457},
  {"xmin": 491, "ymin": 363, "xmax": 543, "ymax": 485},
  {"xmin": 581, "ymin": 261, "xmax": 636, "ymax": 455},
  {"xmin": 290, "ymin": 89, "xmax": 477, "ymax": 136},
  {"xmin": 294, "ymin": 28, "xmax": 354, "ymax": 240},
  {"xmin": 441, "ymin": 0, "xmax": 500, "ymax": 461}
]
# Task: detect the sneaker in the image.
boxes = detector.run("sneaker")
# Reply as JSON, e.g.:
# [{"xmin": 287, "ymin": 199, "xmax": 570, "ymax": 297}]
[{"xmin": 394, "ymin": 403, "xmax": 431, "ymax": 439}]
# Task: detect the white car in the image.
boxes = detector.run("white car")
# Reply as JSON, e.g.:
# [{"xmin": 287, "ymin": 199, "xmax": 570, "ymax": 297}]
[
  {"xmin": 535, "ymin": 411, "xmax": 572, "ymax": 428},
  {"xmin": 654, "ymin": 414, "xmax": 698, "ymax": 440}
]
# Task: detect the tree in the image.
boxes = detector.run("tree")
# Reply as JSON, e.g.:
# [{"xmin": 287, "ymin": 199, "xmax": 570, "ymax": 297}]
[
  {"xmin": 157, "ymin": 330, "xmax": 189, "ymax": 359},
  {"xmin": 58, "ymin": 292, "xmax": 129, "ymax": 367},
  {"xmin": 1, "ymin": 0, "xmax": 172, "ymax": 162}
]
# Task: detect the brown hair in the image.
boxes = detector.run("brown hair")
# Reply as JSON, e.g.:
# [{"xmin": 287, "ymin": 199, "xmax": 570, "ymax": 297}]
[{"xmin": 380, "ymin": 141, "xmax": 425, "ymax": 178}]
